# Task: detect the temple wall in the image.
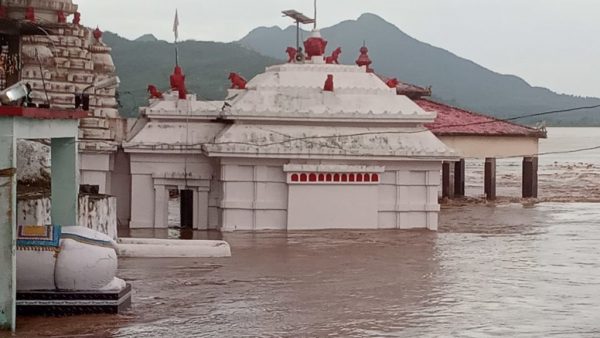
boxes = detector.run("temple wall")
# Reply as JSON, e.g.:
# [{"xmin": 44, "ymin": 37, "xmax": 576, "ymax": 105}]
[
  {"xmin": 16, "ymin": 195, "xmax": 118, "ymax": 239},
  {"xmin": 220, "ymin": 159, "xmax": 288, "ymax": 231},
  {"xmin": 219, "ymin": 159, "xmax": 442, "ymax": 231},
  {"xmin": 377, "ymin": 162, "xmax": 441, "ymax": 231}
]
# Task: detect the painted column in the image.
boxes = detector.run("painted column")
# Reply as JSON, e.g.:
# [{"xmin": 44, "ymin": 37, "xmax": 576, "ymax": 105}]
[
  {"xmin": 454, "ymin": 159, "xmax": 465, "ymax": 197},
  {"xmin": 0, "ymin": 120, "xmax": 16, "ymax": 331},
  {"xmin": 51, "ymin": 138, "xmax": 79, "ymax": 226},
  {"xmin": 522, "ymin": 156, "xmax": 539, "ymax": 198},
  {"xmin": 484, "ymin": 157, "xmax": 496, "ymax": 201}
]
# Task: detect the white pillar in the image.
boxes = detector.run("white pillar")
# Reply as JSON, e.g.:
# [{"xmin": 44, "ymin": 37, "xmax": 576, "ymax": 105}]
[
  {"xmin": 153, "ymin": 185, "xmax": 168, "ymax": 228},
  {"xmin": 194, "ymin": 189, "xmax": 209, "ymax": 230},
  {"xmin": 0, "ymin": 120, "xmax": 16, "ymax": 331}
]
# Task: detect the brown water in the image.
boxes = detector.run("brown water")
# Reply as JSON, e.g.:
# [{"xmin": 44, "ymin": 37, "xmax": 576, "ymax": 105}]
[{"xmin": 9, "ymin": 202, "xmax": 600, "ymax": 337}]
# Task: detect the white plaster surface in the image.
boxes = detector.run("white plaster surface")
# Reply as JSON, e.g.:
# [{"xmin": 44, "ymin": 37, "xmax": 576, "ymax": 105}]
[
  {"xmin": 288, "ymin": 184, "xmax": 379, "ymax": 229},
  {"xmin": 116, "ymin": 238, "xmax": 231, "ymax": 258},
  {"xmin": 16, "ymin": 140, "xmax": 50, "ymax": 184},
  {"xmin": 17, "ymin": 195, "xmax": 118, "ymax": 239}
]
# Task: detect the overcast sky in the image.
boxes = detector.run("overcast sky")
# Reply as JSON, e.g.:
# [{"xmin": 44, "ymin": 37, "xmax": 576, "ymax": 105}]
[{"xmin": 78, "ymin": 0, "xmax": 599, "ymax": 98}]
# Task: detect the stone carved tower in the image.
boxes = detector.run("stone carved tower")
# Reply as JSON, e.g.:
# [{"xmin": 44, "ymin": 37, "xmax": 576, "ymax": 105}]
[{"xmin": 2, "ymin": 0, "xmax": 122, "ymax": 193}]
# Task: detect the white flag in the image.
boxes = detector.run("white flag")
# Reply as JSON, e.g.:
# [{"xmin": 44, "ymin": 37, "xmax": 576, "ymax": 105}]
[{"xmin": 173, "ymin": 9, "xmax": 179, "ymax": 41}]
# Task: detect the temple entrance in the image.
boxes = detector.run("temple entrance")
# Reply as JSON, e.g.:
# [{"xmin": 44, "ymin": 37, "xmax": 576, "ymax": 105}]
[
  {"xmin": 180, "ymin": 189, "xmax": 194, "ymax": 228},
  {"xmin": 167, "ymin": 188, "xmax": 194, "ymax": 229}
]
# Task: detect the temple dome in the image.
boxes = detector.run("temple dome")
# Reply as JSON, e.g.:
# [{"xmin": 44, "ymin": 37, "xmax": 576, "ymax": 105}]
[{"xmin": 226, "ymin": 62, "xmax": 436, "ymax": 123}]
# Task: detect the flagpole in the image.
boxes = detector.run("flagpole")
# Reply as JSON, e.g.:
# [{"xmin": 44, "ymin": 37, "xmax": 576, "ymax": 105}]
[{"xmin": 174, "ymin": 9, "xmax": 179, "ymax": 66}]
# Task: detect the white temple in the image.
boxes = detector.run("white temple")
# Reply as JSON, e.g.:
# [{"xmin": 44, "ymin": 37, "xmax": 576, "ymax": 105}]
[{"xmin": 124, "ymin": 32, "xmax": 457, "ymax": 231}]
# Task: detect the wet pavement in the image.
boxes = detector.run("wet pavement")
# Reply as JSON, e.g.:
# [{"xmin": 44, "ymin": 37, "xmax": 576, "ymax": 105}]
[{"xmin": 8, "ymin": 203, "xmax": 600, "ymax": 337}]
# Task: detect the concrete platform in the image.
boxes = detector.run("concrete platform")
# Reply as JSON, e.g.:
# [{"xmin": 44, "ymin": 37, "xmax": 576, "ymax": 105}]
[
  {"xmin": 117, "ymin": 238, "xmax": 231, "ymax": 258},
  {"xmin": 16, "ymin": 283, "xmax": 132, "ymax": 316}
]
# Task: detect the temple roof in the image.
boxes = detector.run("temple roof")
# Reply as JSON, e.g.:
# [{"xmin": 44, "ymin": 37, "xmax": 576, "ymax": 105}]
[
  {"xmin": 204, "ymin": 124, "xmax": 455, "ymax": 159},
  {"xmin": 417, "ymin": 99, "xmax": 547, "ymax": 138},
  {"xmin": 225, "ymin": 63, "xmax": 436, "ymax": 123}
]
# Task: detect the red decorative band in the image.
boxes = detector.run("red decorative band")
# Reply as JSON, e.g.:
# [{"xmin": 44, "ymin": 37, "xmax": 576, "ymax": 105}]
[{"xmin": 290, "ymin": 173, "xmax": 379, "ymax": 183}]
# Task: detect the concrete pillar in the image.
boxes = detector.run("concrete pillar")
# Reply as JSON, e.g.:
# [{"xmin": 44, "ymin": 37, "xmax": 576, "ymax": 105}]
[
  {"xmin": 194, "ymin": 189, "xmax": 209, "ymax": 230},
  {"xmin": 51, "ymin": 137, "xmax": 79, "ymax": 226},
  {"xmin": 0, "ymin": 122, "xmax": 16, "ymax": 331},
  {"xmin": 442, "ymin": 162, "xmax": 453, "ymax": 198},
  {"xmin": 454, "ymin": 159, "xmax": 465, "ymax": 197},
  {"xmin": 522, "ymin": 156, "xmax": 539, "ymax": 198},
  {"xmin": 153, "ymin": 185, "xmax": 168, "ymax": 228},
  {"xmin": 484, "ymin": 157, "xmax": 496, "ymax": 201}
]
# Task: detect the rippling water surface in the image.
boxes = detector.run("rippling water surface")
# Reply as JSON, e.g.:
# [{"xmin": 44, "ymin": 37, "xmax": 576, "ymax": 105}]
[{"xmin": 12, "ymin": 203, "xmax": 600, "ymax": 337}]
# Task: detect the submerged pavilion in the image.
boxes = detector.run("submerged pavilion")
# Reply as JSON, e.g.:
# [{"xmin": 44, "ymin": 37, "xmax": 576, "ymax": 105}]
[{"xmin": 124, "ymin": 30, "xmax": 457, "ymax": 231}]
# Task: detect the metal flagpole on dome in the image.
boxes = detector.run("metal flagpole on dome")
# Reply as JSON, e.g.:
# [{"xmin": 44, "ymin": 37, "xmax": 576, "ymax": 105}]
[
  {"xmin": 314, "ymin": 0, "xmax": 317, "ymax": 29},
  {"xmin": 173, "ymin": 9, "xmax": 179, "ymax": 66}
]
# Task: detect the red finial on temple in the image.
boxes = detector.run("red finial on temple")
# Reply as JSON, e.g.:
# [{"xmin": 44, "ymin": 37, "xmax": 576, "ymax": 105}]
[
  {"xmin": 303, "ymin": 30, "xmax": 327, "ymax": 60},
  {"xmin": 0, "ymin": 6, "xmax": 6, "ymax": 19},
  {"xmin": 93, "ymin": 27, "xmax": 103, "ymax": 41},
  {"xmin": 356, "ymin": 45, "xmax": 373, "ymax": 72},
  {"xmin": 170, "ymin": 66, "xmax": 187, "ymax": 99}
]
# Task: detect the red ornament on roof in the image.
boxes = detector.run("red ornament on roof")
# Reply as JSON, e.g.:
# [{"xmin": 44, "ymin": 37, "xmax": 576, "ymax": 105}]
[
  {"xmin": 170, "ymin": 66, "xmax": 187, "ymax": 99},
  {"xmin": 325, "ymin": 47, "xmax": 341, "ymax": 64},
  {"xmin": 73, "ymin": 12, "xmax": 81, "ymax": 25},
  {"xmin": 228, "ymin": 72, "xmax": 247, "ymax": 90},
  {"xmin": 0, "ymin": 6, "xmax": 7, "ymax": 19},
  {"xmin": 304, "ymin": 30, "xmax": 327, "ymax": 60},
  {"xmin": 356, "ymin": 46, "xmax": 373, "ymax": 72},
  {"xmin": 323, "ymin": 74, "xmax": 334, "ymax": 92},
  {"xmin": 93, "ymin": 27, "xmax": 103, "ymax": 41},
  {"xmin": 57, "ymin": 10, "xmax": 66, "ymax": 23}
]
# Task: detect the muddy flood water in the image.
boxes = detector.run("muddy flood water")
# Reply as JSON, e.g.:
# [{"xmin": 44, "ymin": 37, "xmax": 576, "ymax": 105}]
[{"xmin": 8, "ymin": 202, "xmax": 600, "ymax": 337}]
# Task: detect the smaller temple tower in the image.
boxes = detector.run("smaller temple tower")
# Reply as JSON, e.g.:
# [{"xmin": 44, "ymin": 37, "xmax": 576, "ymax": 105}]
[{"xmin": 0, "ymin": 0, "xmax": 122, "ymax": 195}]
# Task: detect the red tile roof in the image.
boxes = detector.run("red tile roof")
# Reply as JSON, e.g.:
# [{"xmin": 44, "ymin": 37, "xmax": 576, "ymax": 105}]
[{"xmin": 417, "ymin": 99, "xmax": 547, "ymax": 138}]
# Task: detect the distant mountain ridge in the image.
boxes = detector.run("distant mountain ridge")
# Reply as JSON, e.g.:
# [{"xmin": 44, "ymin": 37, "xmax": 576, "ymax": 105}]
[
  {"xmin": 134, "ymin": 34, "xmax": 158, "ymax": 42},
  {"xmin": 105, "ymin": 13, "xmax": 600, "ymax": 125},
  {"xmin": 239, "ymin": 13, "xmax": 600, "ymax": 125}
]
